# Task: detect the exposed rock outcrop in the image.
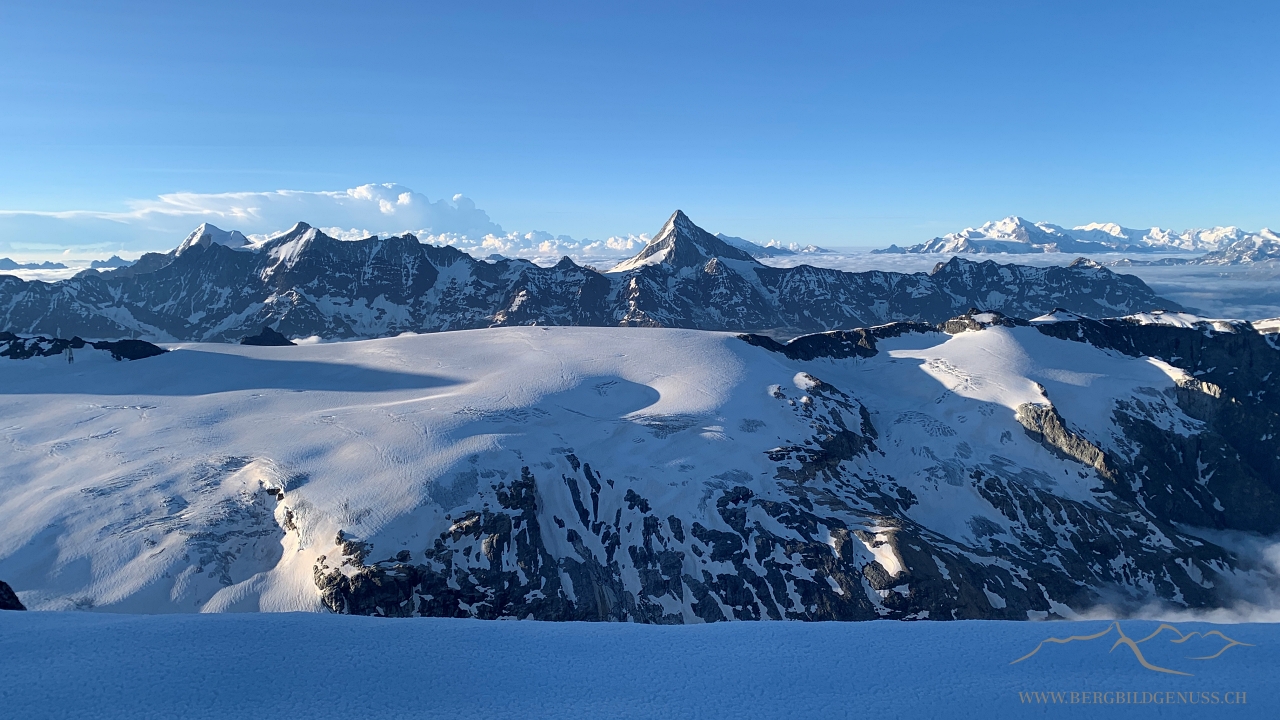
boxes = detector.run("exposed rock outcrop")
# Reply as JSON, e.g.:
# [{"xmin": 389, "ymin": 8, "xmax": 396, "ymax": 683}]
[
  {"xmin": 0, "ymin": 580, "xmax": 25, "ymax": 610},
  {"xmin": 240, "ymin": 327, "xmax": 296, "ymax": 346},
  {"xmin": 737, "ymin": 322, "xmax": 937, "ymax": 361},
  {"xmin": 1015, "ymin": 402, "xmax": 1117, "ymax": 481},
  {"xmin": 0, "ymin": 333, "xmax": 165, "ymax": 361}
]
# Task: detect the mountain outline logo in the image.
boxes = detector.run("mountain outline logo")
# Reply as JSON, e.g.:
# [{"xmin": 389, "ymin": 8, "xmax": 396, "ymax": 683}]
[{"xmin": 1010, "ymin": 622, "xmax": 1253, "ymax": 676}]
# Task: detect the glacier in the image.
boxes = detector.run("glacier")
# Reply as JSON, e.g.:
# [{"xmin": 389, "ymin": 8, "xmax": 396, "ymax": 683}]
[{"xmin": 2, "ymin": 316, "xmax": 1278, "ymax": 621}]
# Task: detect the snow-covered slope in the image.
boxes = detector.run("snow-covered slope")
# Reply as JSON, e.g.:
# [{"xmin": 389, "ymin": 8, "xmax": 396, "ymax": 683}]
[
  {"xmin": 2, "ymin": 320, "xmax": 1277, "ymax": 619},
  {"xmin": 2, "ymin": 612, "xmax": 1273, "ymax": 719}
]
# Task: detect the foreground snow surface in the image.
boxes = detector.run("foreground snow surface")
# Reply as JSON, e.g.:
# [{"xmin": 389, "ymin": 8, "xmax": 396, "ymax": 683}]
[{"xmin": 1, "ymin": 613, "xmax": 1274, "ymax": 719}]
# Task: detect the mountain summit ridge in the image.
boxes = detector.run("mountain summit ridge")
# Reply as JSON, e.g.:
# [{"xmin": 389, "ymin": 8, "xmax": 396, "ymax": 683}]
[{"xmin": 0, "ymin": 211, "xmax": 1182, "ymax": 341}]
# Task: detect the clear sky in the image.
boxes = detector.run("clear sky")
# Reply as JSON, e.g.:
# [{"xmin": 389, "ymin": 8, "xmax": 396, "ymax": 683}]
[{"xmin": 1, "ymin": 0, "xmax": 1277, "ymax": 257}]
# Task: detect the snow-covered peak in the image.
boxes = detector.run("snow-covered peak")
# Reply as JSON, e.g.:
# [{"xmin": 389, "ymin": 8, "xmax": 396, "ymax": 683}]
[
  {"xmin": 262, "ymin": 223, "xmax": 322, "ymax": 273},
  {"xmin": 1030, "ymin": 309, "xmax": 1089, "ymax": 325},
  {"xmin": 882, "ymin": 217, "xmax": 1264, "ymax": 256},
  {"xmin": 263, "ymin": 222, "xmax": 315, "ymax": 243},
  {"xmin": 1060, "ymin": 223, "xmax": 1250, "ymax": 252},
  {"xmin": 715, "ymin": 233, "xmax": 794, "ymax": 258},
  {"xmin": 905, "ymin": 216, "xmax": 1078, "ymax": 255},
  {"xmin": 175, "ymin": 223, "xmax": 251, "ymax": 255},
  {"xmin": 981, "ymin": 215, "xmax": 1045, "ymax": 237},
  {"xmin": 1119, "ymin": 310, "xmax": 1250, "ymax": 334},
  {"xmin": 1072, "ymin": 222, "xmax": 1130, "ymax": 238},
  {"xmin": 608, "ymin": 210, "xmax": 758, "ymax": 273},
  {"xmin": 713, "ymin": 233, "xmax": 830, "ymax": 258},
  {"xmin": 1194, "ymin": 228, "xmax": 1280, "ymax": 265}
]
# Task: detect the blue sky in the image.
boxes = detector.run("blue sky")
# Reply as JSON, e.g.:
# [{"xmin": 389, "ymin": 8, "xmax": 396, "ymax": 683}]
[{"xmin": 0, "ymin": 0, "xmax": 1277, "ymax": 258}]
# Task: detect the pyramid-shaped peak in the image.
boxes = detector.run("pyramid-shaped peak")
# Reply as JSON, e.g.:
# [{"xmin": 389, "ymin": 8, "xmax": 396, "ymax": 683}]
[{"xmin": 609, "ymin": 210, "xmax": 759, "ymax": 273}]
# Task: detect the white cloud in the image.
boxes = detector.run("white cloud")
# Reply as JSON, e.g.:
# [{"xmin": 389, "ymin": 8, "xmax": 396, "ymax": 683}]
[
  {"xmin": 0, "ymin": 184, "xmax": 497, "ymax": 251},
  {"xmin": 122, "ymin": 184, "xmax": 504, "ymax": 238},
  {"xmin": 0, "ymin": 183, "xmax": 652, "ymax": 268}
]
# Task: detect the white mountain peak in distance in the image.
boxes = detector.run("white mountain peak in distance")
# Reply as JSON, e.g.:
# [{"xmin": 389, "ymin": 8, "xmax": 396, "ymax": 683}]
[
  {"xmin": 714, "ymin": 233, "xmax": 831, "ymax": 258},
  {"xmin": 715, "ymin": 232, "xmax": 795, "ymax": 257},
  {"xmin": 175, "ymin": 222, "xmax": 252, "ymax": 255},
  {"xmin": 875, "ymin": 215, "xmax": 1264, "ymax": 256},
  {"xmin": 607, "ymin": 210, "xmax": 759, "ymax": 273}
]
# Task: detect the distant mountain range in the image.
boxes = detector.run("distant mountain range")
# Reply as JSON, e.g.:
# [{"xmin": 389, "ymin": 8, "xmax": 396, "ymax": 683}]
[
  {"xmin": 1110, "ymin": 229, "xmax": 1280, "ymax": 267},
  {"xmin": 874, "ymin": 216, "xmax": 1278, "ymax": 262},
  {"xmin": 0, "ymin": 211, "xmax": 1182, "ymax": 341},
  {"xmin": 88, "ymin": 255, "xmax": 134, "ymax": 269},
  {"xmin": 0, "ymin": 258, "xmax": 67, "ymax": 270},
  {"xmin": 714, "ymin": 233, "xmax": 829, "ymax": 258},
  {"xmin": 0, "ymin": 256, "xmax": 133, "ymax": 272}
]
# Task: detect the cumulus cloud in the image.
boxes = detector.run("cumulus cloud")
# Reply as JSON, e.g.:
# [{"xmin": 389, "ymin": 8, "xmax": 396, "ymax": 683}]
[
  {"xmin": 128, "ymin": 184, "xmax": 504, "ymax": 238},
  {"xmin": 0, "ymin": 183, "xmax": 655, "ymax": 269},
  {"xmin": 0, "ymin": 184, "xmax": 498, "ymax": 253},
  {"xmin": 423, "ymin": 230, "xmax": 651, "ymax": 269}
]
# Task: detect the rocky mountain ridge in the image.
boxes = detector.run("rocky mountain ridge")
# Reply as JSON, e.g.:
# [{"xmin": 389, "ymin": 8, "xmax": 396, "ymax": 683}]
[{"xmin": 0, "ymin": 211, "xmax": 1182, "ymax": 342}]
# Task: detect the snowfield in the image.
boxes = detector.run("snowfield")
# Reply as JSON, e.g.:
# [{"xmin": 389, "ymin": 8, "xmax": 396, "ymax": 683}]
[
  {"xmin": 1, "ymin": 324, "xmax": 1270, "ymax": 619},
  {"xmin": 0, "ymin": 612, "xmax": 1274, "ymax": 719}
]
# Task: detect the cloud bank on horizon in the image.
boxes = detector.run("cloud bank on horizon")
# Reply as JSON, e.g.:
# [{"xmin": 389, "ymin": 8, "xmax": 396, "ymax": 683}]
[{"xmin": 0, "ymin": 183, "xmax": 650, "ymax": 264}]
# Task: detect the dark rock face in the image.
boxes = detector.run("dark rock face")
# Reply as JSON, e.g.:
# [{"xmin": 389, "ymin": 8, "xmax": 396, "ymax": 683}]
[
  {"xmin": 0, "ymin": 332, "xmax": 86, "ymax": 359},
  {"xmin": 738, "ymin": 322, "xmax": 938, "ymax": 361},
  {"xmin": 0, "ymin": 333, "xmax": 165, "ymax": 361},
  {"xmin": 241, "ymin": 327, "xmax": 296, "ymax": 346},
  {"xmin": 0, "ymin": 212, "xmax": 1181, "ymax": 342},
  {"xmin": 1015, "ymin": 402, "xmax": 1117, "ymax": 481},
  {"xmin": 0, "ymin": 580, "xmax": 24, "ymax": 610},
  {"xmin": 1033, "ymin": 314, "xmax": 1280, "ymax": 534},
  {"xmin": 92, "ymin": 339, "xmax": 167, "ymax": 361}
]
